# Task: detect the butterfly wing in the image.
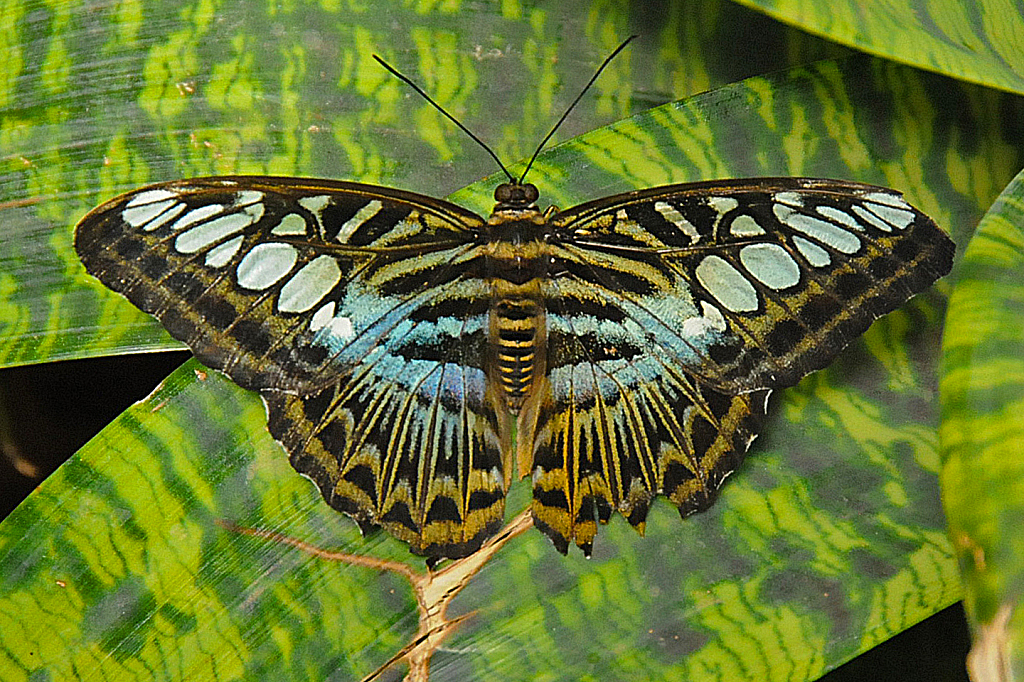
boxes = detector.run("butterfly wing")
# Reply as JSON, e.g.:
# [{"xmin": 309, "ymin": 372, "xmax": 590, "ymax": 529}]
[
  {"xmin": 75, "ymin": 176, "xmax": 506, "ymax": 558},
  {"xmin": 529, "ymin": 178, "xmax": 955, "ymax": 553}
]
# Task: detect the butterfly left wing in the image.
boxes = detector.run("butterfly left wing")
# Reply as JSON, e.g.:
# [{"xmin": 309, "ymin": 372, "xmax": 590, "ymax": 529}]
[
  {"xmin": 528, "ymin": 178, "xmax": 955, "ymax": 554},
  {"xmin": 75, "ymin": 177, "xmax": 508, "ymax": 559}
]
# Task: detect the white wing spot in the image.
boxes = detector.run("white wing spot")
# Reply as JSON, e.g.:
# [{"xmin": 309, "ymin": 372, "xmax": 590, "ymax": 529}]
[
  {"xmin": 792, "ymin": 236, "xmax": 831, "ymax": 267},
  {"xmin": 326, "ymin": 315, "xmax": 355, "ymax": 341},
  {"xmin": 298, "ymin": 195, "xmax": 332, "ymax": 231},
  {"xmin": 243, "ymin": 201, "xmax": 265, "ymax": 221},
  {"xmin": 775, "ymin": 204, "xmax": 861, "ymax": 254},
  {"xmin": 729, "ymin": 214, "xmax": 765, "ymax": 237},
  {"xmin": 861, "ymin": 200, "xmax": 915, "ymax": 231},
  {"xmin": 815, "ymin": 205, "xmax": 864, "ymax": 231},
  {"xmin": 337, "ymin": 200, "xmax": 383, "ymax": 242},
  {"xmin": 236, "ymin": 242, "xmax": 298, "ymax": 291},
  {"xmin": 142, "ymin": 203, "xmax": 187, "ymax": 232},
  {"xmin": 124, "ymin": 200, "xmax": 184, "ymax": 230},
  {"xmin": 309, "ymin": 301, "xmax": 336, "ymax": 332},
  {"xmin": 740, "ymin": 243, "xmax": 801, "ymax": 290},
  {"xmin": 271, "ymin": 213, "xmax": 308, "ymax": 236},
  {"xmin": 168, "ymin": 204, "xmax": 225, "ymax": 235},
  {"xmin": 709, "ymin": 196, "xmax": 739, "ymax": 214},
  {"xmin": 298, "ymin": 194, "xmax": 332, "ymax": 215},
  {"xmin": 695, "ymin": 255, "xmax": 759, "ymax": 313},
  {"xmin": 204, "ymin": 235, "xmax": 244, "ymax": 267},
  {"xmin": 235, "ymin": 190, "xmax": 263, "ymax": 207},
  {"xmin": 851, "ymin": 205, "xmax": 892, "ymax": 232},
  {"xmin": 655, "ymin": 201, "xmax": 700, "ymax": 244},
  {"xmin": 277, "ymin": 255, "xmax": 343, "ymax": 313},
  {"xmin": 701, "ymin": 300, "xmax": 727, "ymax": 331},
  {"xmin": 774, "ymin": 191, "xmax": 804, "ymax": 207},
  {"xmin": 175, "ymin": 211, "xmax": 256, "ymax": 254},
  {"xmin": 682, "ymin": 300, "xmax": 727, "ymax": 337},
  {"xmin": 863, "ymin": 191, "xmax": 911, "ymax": 209},
  {"xmin": 126, "ymin": 189, "xmax": 177, "ymax": 208}
]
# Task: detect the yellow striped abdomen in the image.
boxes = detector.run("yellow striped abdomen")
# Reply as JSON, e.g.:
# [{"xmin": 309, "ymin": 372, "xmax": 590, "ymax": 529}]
[{"xmin": 490, "ymin": 294, "xmax": 545, "ymax": 413}]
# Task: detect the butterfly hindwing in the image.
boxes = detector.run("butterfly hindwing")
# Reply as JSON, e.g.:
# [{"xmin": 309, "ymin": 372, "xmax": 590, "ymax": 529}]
[
  {"xmin": 76, "ymin": 176, "xmax": 511, "ymax": 558},
  {"xmin": 262, "ymin": 289, "xmax": 507, "ymax": 558},
  {"xmin": 528, "ymin": 268, "xmax": 772, "ymax": 553},
  {"xmin": 530, "ymin": 297, "xmax": 771, "ymax": 552}
]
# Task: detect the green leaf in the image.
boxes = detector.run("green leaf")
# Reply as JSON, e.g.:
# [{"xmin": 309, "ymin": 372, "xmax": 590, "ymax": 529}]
[
  {"xmin": 941, "ymin": 169, "xmax": 1024, "ymax": 680},
  {"xmin": 738, "ymin": 0, "xmax": 1024, "ymax": 95}
]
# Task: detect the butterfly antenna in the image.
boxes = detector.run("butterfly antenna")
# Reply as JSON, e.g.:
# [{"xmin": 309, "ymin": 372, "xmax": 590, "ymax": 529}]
[
  {"xmin": 373, "ymin": 54, "xmax": 516, "ymax": 184},
  {"xmin": 517, "ymin": 35, "xmax": 637, "ymax": 184}
]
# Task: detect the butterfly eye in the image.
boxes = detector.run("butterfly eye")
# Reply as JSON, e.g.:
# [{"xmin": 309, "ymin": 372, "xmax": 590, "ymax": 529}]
[
  {"xmin": 493, "ymin": 182, "xmax": 539, "ymax": 206},
  {"xmin": 493, "ymin": 183, "xmax": 512, "ymax": 203}
]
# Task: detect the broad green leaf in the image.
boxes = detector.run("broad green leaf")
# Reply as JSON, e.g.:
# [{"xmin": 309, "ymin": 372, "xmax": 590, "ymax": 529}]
[
  {"xmin": 739, "ymin": 0, "xmax": 1024, "ymax": 95},
  {"xmin": 941, "ymin": 169, "xmax": 1024, "ymax": 680},
  {"xmin": 3, "ymin": 48, "xmax": 1022, "ymax": 679}
]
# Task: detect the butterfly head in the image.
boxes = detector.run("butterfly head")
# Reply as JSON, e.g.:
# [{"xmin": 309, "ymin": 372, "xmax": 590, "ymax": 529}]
[{"xmin": 494, "ymin": 181, "xmax": 540, "ymax": 210}]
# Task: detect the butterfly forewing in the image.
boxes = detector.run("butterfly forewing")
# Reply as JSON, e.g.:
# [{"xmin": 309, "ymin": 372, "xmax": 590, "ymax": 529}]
[
  {"xmin": 552, "ymin": 178, "xmax": 953, "ymax": 392},
  {"xmin": 75, "ymin": 172, "xmax": 954, "ymax": 560},
  {"xmin": 75, "ymin": 176, "xmax": 485, "ymax": 394}
]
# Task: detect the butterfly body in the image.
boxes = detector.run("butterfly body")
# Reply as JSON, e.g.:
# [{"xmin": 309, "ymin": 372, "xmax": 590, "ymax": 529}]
[
  {"xmin": 76, "ymin": 174, "xmax": 954, "ymax": 559},
  {"xmin": 480, "ymin": 185, "xmax": 549, "ymax": 415}
]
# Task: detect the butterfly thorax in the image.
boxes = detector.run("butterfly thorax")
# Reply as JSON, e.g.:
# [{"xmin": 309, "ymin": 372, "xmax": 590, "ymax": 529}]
[{"xmin": 483, "ymin": 183, "xmax": 551, "ymax": 415}]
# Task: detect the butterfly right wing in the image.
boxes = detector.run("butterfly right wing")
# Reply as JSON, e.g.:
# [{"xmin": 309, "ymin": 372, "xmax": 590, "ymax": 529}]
[
  {"xmin": 75, "ymin": 176, "xmax": 507, "ymax": 558},
  {"xmin": 527, "ymin": 178, "xmax": 954, "ymax": 554}
]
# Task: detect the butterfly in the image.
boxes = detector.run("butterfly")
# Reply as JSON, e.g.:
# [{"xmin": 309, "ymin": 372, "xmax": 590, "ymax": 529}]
[{"xmin": 73, "ymin": 43, "xmax": 955, "ymax": 561}]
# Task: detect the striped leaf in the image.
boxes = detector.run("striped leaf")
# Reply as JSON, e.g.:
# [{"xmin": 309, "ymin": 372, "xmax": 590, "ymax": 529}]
[
  {"xmin": 941, "ymin": 169, "xmax": 1024, "ymax": 679},
  {"xmin": 740, "ymin": 0, "xmax": 1024, "ymax": 95}
]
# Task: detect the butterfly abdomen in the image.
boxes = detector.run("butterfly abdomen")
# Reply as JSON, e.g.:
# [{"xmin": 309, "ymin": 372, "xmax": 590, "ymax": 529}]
[{"xmin": 490, "ymin": 295, "xmax": 545, "ymax": 413}]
